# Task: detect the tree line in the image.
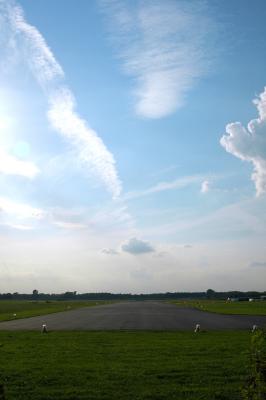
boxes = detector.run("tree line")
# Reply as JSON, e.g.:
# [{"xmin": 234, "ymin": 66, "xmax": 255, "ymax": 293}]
[{"xmin": 0, "ymin": 289, "xmax": 265, "ymax": 301}]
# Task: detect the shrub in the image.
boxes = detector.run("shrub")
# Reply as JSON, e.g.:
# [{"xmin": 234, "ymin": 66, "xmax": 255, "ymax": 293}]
[
  {"xmin": 0, "ymin": 384, "xmax": 5, "ymax": 400},
  {"xmin": 242, "ymin": 329, "xmax": 266, "ymax": 400}
]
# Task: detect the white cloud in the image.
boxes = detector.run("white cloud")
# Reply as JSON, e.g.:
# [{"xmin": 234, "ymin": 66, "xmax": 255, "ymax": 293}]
[
  {"xmin": 53, "ymin": 221, "xmax": 87, "ymax": 230},
  {"xmin": 121, "ymin": 237, "xmax": 155, "ymax": 254},
  {"xmin": 0, "ymin": 196, "xmax": 44, "ymax": 220},
  {"xmin": 3, "ymin": 0, "xmax": 122, "ymax": 198},
  {"xmin": 220, "ymin": 87, "xmax": 266, "ymax": 196},
  {"xmin": 101, "ymin": 248, "xmax": 119, "ymax": 255},
  {"xmin": 0, "ymin": 147, "xmax": 40, "ymax": 179},
  {"xmin": 100, "ymin": 0, "xmax": 214, "ymax": 118},
  {"xmin": 124, "ymin": 175, "xmax": 202, "ymax": 200},
  {"xmin": 4, "ymin": 223, "xmax": 34, "ymax": 231},
  {"xmin": 47, "ymin": 208, "xmax": 87, "ymax": 230},
  {"xmin": 144, "ymin": 197, "xmax": 266, "ymax": 241},
  {"xmin": 47, "ymin": 88, "xmax": 122, "ymax": 198},
  {"xmin": 201, "ymin": 180, "xmax": 210, "ymax": 193},
  {"xmin": 90, "ymin": 203, "xmax": 134, "ymax": 231},
  {"xmin": 10, "ymin": 4, "xmax": 64, "ymax": 84}
]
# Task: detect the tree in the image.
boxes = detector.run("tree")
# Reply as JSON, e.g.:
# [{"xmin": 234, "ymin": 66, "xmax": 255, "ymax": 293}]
[
  {"xmin": 63, "ymin": 291, "xmax": 77, "ymax": 299},
  {"xmin": 32, "ymin": 289, "xmax": 39, "ymax": 299},
  {"xmin": 206, "ymin": 289, "xmax": 216, "ymax": 299}
]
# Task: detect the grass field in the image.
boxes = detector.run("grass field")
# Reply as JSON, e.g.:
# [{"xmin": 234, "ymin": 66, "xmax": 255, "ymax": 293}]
[
  {"xmin": 0, "ymin": 300, "xmax": 113, "ymax": 322},
  {"xmin": 170, "ymin": 299, "xmax": 266, "ymax": 315},
  {"xmin": 0, "ymin": 331, "xmax": 250, "ymax": 400}
]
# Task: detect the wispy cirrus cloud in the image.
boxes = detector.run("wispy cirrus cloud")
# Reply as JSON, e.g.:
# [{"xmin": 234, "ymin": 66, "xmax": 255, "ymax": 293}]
[
  {"xmin": 10, "ymin": 3, "xmax": 64, "ymax": 84},
  {"xmin": 0, "ymin": 197, "xmax": 84, "ymax": 230},
  {"xmin": 53, "ymin": 220, "xmax": 87, "ymax": 230},
  {"xmin": 0, "ymin": 196, "xmax": 44, "ymax": 220},
  {"xmin": 0, "ymin": 147, "xmax": 40, "ymax": 179},
  {"xmin": 144, "ymin": 197, "xmax": 266, "ymax": 240},
  {"xmin": 47, "ymin": 88, "xmax": 121, "ymax": 197},
  {"xmin": 124, "ymin": 175, "xmax": 202, "ymax": 200},
  {"xmin": 221, "ymin": 87, "xmax": 266, "ymax": 196},
  {"xmin": 4, "ymin": 223, "xmax": 34, "ymax": 231},
  {"xmin": 100, "ymin": 0, "xmax": 215, "ymax": 118},
  {"xmin": 2, "ymin": 0, "xmax": 121, "ymax": 198}
]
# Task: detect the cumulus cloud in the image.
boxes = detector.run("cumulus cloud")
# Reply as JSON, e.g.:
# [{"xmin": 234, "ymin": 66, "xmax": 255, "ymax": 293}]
[
  {"xmin": 220, "ymin": 87, "xmax": 266, "ymax": 196},
  {"xmin": 121, "ymin": 237, "xmax": 155, "ymax": 254},
  {"xmin": 201, "ymin": 180, "xmax": 210, "ymax": 193},
  {"xmin": 2, "ymin": 0, "xmax": 121, "ymax": 198},
  {"xmin": 0, "ymin": 147, "xmax": 40, "ymax": 179},
  {"xmin": 100, "ymin": 0, "xmax": 215, "ymax": 118}
]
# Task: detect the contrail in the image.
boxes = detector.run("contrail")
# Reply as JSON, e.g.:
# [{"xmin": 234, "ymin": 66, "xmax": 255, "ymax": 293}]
[{"xmin": 2, "ymin": 0, "xmax": 122, "ymax": 198}]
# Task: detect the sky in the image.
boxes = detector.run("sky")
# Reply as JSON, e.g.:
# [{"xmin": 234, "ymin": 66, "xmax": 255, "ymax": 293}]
[{"xmin": 0, "ymin": 0, "xmax": 266, "ymax": 294}]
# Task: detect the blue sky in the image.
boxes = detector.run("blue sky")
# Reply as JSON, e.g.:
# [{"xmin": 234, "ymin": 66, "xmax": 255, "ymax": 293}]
[{"xmin": 0, "ymin": 0, "xmax": 266, "ymax": 293}]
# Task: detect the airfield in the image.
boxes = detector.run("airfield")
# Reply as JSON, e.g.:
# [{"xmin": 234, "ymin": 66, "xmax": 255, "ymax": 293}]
[
  {"xmin": 1, "ymin": 300, "xmax": 266, "ymax": 399},
  {"xmin": 1, "ymin": 300, "xmax": 266, "ymax": 330}
]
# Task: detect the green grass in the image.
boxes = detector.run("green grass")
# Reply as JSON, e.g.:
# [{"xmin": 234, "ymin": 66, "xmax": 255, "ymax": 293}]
[
  {"xmin": 0, "ymin": 300, "xmax": 113, "ymax": 322},
  {"xmin": 0, "ymin": 331, "xmax": 250, "ymax": 400},
  {"xmin": 170, "ymin": 300, "xmax": 266, "ymax": 315}
]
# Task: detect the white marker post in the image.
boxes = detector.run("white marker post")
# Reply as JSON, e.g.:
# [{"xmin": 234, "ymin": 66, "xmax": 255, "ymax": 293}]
[
  {"xmin": 194, "ymin": 324, "xmax": 200, "ymax": 333},
  {"xmin": 252, "ymin": 324, "xmax": 258, "ymax": 333}
]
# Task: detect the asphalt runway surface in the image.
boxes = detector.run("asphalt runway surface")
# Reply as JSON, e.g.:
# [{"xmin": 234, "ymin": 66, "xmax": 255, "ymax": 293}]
[{"xmin": 0, "ymin": 301, "xmax": 266, "ymax": 331}]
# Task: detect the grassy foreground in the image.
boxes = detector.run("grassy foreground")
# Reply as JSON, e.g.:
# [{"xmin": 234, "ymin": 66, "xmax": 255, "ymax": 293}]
[
  {"xmin": 0, "ymin": 331, "xmax": 250, "ymax": 400},
  {"xmin": 0, "ymin": 300, "xmax": 113, "ymax": 322},
  {"xmin": 170, "ymin": 300, "xmax": 266, "ymax": 315}
]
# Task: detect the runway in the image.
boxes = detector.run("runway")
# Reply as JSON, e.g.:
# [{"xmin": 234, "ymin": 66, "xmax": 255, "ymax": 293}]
[{"xmin": 0, "ymin": 301, "xmax": 266, "ymax": 330}]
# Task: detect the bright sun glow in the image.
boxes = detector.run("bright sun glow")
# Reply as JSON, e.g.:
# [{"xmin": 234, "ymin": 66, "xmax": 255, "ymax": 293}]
[
  {"xmin": 12, "ymin": 141, "xmax": 31, "ymax": 158},
  {"xmin": 0, "ymin": 114, "xmax": 12, "ymax": 131}
]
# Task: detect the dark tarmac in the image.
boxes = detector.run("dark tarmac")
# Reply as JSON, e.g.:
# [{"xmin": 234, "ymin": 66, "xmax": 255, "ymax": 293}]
[{"xmin": 0, "ymin": 301, "xmax": 266, "ymax": 331}]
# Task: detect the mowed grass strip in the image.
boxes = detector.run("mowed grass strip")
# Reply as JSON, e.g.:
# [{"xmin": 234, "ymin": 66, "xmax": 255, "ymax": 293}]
[
  {"xmin": 0, "ymin": 300, "xmax": 113, "ymax": 322},
  {"xmin": 170, "ymin": 299, "xmax": 266, "ymax": 315},
  {"xmin": 0, "ymin": 331, "xmax": 249, "ymax": 400}
]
